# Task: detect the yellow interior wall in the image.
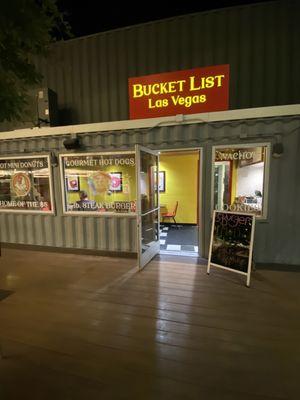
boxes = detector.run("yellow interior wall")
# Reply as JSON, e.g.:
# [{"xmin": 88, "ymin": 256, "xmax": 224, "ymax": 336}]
[
  {"xmin": 66, "ymin": 164, "xmax": 136, "ymax": 205},
  {"xmin": 159, "ymin": 153, "xmax": 199, "ymax": 224}
]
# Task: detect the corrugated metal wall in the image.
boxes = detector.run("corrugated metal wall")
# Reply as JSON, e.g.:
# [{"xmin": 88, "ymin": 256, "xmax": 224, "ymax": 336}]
[
  {"xmin": 29, "ymin": 1, "xmax": 299, "ymax": 126},
  {"xmin": 0, "ymin": 134, "xmax": 137, "ymax": 253},
  {"xmin": 1, "ymin": 115, "xmax": 299, "ymax": 264}
]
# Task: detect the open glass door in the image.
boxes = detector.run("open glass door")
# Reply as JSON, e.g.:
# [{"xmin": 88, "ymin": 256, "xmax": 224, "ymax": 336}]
[{"xmin": 136, "ymin": 145, "xmax": 160, "ymax": 270}]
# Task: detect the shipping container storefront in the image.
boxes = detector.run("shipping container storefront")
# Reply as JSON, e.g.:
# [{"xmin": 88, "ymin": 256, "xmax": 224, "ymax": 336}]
[
  {"xmin": 0, "ymin": 105, "xmax": 299, "ymax": 267},
  {"xmin": 1, "ymin": 2, "xmax": 299, "ymax": 268}
]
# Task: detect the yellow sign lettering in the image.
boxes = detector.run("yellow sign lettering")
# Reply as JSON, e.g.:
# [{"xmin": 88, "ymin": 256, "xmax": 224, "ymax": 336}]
[
  {"xmin": 189, "ymin": 76, "xmax": 201, "ymax": 91},
  {"xmin": 152, "ymin": 83, "xmax": 160, "ymax": 95},
  {"xmin": 215, "ymin": 74, "xmax": 225, "ymax": 87},
  {"xmin": 148, "ymin": 98, "xmax": 169, "ymax": 109},
  {"xmin": 133, "ymin": 80, "xmax": 187, "ymax": 98},
  {"xmin": 189, "ymin": 75, "xmax": 226, "ymax": 91},
  {"xmin": 133, "ymin": 84, "xmax": 144, "ymax": 98},
  {"xmin": 205, "ymin": 76, "xmax": 214, "ymax": 88},
  {"xmin": 171, "ymin": 94, "xmax": 206, "ymax": 107}
]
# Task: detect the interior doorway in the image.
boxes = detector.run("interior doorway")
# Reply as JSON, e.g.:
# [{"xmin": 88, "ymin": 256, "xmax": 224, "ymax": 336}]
[{"xmin": 158, "ymin": 149, "xmax": 202, "ymax": 257}]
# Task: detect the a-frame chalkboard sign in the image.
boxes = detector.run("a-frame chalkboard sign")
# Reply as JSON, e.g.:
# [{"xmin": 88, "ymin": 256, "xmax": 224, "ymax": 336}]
[{"xmin": 207, "ymin": 210, "xmax": 255, "ymax": 287}]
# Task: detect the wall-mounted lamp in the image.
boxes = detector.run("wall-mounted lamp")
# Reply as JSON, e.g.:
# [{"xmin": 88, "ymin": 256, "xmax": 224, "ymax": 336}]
[
  {"xmin": 50, "ymin": 152, "xmax": 58, "ymax": 167},
  {"xmin": 272, "ymin": 135, "xmax": 284, "ymax": 158},
  {"xmin": 239, "ymin": 126, "xmax": 248, "ymax": 139},
  {"xmin": 63, "ymin": 133, "xmax": 81, "ymax": 150}
]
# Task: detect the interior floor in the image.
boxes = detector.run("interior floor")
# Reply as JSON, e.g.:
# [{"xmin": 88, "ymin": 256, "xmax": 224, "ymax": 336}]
[{"xmin": 159, "ymin": 224, "xmax": 198, "ymax": 254}]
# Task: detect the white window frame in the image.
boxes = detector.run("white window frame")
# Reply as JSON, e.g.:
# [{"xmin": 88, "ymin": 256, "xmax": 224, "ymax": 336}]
[
  {"xmin": 211, "ymin": 143, "xmax": 271, "ymax": 220},
  {"xmin": 59, "ymin": 151, "xmax": 137, "ymax": 217},
  {"xmin": 0, "ymin": 154, "xmax": 55, "ymax": 215}
]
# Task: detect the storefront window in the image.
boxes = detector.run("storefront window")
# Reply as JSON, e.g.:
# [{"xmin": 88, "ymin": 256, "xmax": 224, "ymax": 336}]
[
  {"xmin": 212, "ymin": 145, "xmax": 269, "ymax": 218},
  {"xmin": 0, "ymin": 155, "xmax": 54, "ymax": 213},
  {"xmin": 60, "ymin": 152, "xmax": 136, "ymax": 214}
]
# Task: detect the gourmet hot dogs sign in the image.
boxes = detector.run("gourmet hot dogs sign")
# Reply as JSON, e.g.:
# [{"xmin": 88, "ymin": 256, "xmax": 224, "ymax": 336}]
[{"xmin": 128, "ymin": 64, "xmax": 229, "ymax": 119}]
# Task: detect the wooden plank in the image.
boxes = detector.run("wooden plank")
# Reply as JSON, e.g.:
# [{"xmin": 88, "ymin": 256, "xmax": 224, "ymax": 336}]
[{"xmin": 0, "ymin": 248, "xmax": 298, "ymax": 399}]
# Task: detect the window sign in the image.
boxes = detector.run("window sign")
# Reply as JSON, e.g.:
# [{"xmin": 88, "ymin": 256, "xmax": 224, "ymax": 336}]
[
  {"xmin": 60, "ymin": 153, "xmax": 136, "ymax": 214},
  {"xmin": 66, "ymin": 175, "xmax": 80, "ymax": 192},
  {"xmin": 212, "ymin": 145, "xmax": 269, "ymax": 218},
  {"xmin": 0, "ymin": 155, "xmax": 54, "ymax": 213}
]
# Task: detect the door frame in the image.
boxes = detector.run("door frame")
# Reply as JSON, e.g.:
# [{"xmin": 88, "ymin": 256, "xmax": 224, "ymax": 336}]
[
  {"xmin": 136, "ymin": 144, "xmax": 160, "ymax": 270},
  {"xmin": 158, "ymin": 147, "xmax": 204, "ymax": 257}
]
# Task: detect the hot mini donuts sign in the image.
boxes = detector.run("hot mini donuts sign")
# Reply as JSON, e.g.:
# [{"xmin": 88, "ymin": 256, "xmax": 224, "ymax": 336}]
[
  {"xmin": 128, "ymin": 64, "xmax": 229, "ymax": 119},
  {"xmin": 0, "ymin": 156, "xmax": 53, "ymax": 213}
]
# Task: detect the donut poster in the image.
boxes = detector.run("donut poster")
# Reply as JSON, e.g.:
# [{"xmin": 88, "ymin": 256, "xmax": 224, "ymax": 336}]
[{"xmin": 11, "ymin": 172, "xmax": 31, "ymax": 197}]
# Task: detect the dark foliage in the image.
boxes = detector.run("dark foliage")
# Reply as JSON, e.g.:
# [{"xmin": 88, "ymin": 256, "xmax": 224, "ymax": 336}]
[{"xmin": 0, "ymin": 0, "xmax": 70, "ymax": 122}]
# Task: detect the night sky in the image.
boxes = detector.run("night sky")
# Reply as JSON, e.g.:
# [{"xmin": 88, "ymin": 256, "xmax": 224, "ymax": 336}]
[{"xmin": 57, "ymin": 0, "xmax": 273, "ymax": 38}]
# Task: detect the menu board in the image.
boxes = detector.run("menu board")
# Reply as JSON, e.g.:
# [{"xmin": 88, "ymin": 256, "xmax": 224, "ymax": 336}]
[{"xmin": 207, "ymin": 211, "xmax": 255, "ymax": 287}]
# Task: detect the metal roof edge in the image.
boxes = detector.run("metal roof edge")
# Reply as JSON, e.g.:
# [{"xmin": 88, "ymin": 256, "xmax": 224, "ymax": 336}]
[
  {"xmin": 0, "ymin": 104, "xmax": 299, "ymax": 141},
  {"xmin": 56, "ymin": 1, "xmax": 278, "ymax": 43}
]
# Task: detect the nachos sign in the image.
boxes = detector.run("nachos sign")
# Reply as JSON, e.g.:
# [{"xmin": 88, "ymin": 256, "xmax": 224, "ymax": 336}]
[{"xmin": 128, "ymin": 64, "xmax": 229, "ymax": 119}]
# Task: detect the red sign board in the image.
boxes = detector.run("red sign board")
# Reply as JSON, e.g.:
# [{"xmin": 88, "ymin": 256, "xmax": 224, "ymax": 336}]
[{"xmin": 128, "ymin": 64, "xmax": 229, "ymax": 119}]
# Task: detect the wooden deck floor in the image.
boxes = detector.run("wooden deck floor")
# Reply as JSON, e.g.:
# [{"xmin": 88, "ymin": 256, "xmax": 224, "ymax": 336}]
[{"xmin": 0, "ymin": 248, "xmax": 299, "ymax": 399}]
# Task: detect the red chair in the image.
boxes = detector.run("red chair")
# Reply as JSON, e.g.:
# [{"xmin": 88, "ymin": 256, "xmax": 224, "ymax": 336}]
[{"xmin": 161, "ymin": 201, "xmax": 178, "ymax": 228}]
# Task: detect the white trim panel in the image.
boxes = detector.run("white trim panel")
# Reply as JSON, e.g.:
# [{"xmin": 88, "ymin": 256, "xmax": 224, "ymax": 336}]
[{"xmin": 1, "ymin": 104, "xmax": 299, "ymax": 141}]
